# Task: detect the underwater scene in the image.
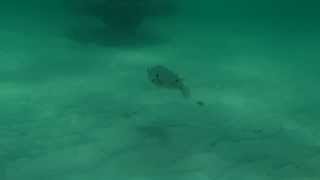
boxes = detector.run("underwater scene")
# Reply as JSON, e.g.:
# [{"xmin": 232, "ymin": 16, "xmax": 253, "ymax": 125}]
[{"xmin": 0, "ymin": 0, "xmax": 320, "ymax": 179}]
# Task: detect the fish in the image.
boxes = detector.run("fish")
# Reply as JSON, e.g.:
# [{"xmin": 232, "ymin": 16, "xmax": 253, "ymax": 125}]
[{"xmin": 147, "ymin": 65, "xmax": 190, "ymax": 98}]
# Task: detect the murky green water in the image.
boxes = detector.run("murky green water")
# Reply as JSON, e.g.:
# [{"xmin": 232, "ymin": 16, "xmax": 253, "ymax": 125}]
[{"xmin": 0, "ymin": 0, "xmax": 319, "ymax": 179}]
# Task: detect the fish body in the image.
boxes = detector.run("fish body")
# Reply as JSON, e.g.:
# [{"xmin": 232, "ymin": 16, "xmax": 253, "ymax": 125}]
[{"xmin": 147, "ymin": 65, "xmax": 190, "ymax": 98}]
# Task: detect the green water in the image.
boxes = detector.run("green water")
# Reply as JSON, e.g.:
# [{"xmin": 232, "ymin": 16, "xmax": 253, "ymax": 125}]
[{"xmin": 0, "ymin": 0, "xmax": 320, "ymax": 179}]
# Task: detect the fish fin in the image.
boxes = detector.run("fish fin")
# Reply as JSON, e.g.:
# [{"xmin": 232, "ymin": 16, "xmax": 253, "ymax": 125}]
[{"xmin": 180, "ymin": 86, "xmax": 191, "ymax": 98}]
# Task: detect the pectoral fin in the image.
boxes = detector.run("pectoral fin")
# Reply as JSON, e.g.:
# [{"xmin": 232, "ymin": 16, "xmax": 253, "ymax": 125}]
[{"xmin": 180, "ymin": 86, "xmax": 190, "ymax": 98}]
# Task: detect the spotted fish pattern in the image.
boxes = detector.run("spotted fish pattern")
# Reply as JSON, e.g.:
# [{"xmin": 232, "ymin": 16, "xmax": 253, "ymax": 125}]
[{"xmin": 147, "ymin": 65, "xmax": 190, "ymax": 98}]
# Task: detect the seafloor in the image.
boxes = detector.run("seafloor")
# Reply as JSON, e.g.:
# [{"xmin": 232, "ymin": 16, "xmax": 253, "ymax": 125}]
[{"xmin": 1, "ymin": 0, "xmax": 320, "ymax": 180}]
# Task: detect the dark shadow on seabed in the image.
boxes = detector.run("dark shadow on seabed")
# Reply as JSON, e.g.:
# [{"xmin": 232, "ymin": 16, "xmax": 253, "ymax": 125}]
[{"xmin": 64, "ymin": 0, "xmax": 176, "ymax": 47}]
